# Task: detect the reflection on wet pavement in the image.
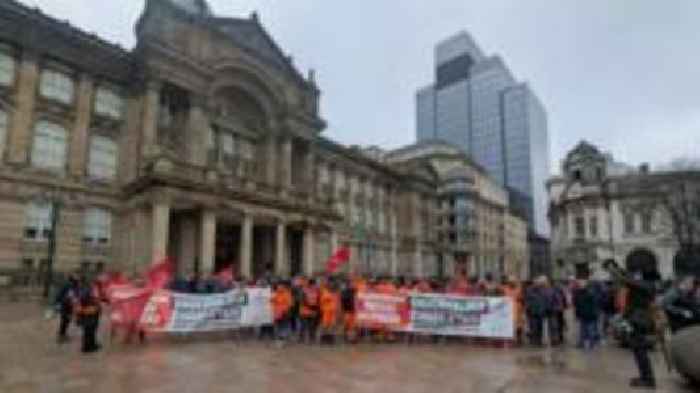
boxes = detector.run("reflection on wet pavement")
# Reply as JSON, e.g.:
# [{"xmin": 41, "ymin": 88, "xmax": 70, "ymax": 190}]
[{"xmin": 0, "ymin": 302, "xmax": 694, "ymax": 393}]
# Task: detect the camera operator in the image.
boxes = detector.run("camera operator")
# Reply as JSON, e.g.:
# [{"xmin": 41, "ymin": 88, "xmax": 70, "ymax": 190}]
[{"xmin": 604, "ymin": 259, "xmax": 660, "ymax": 389}]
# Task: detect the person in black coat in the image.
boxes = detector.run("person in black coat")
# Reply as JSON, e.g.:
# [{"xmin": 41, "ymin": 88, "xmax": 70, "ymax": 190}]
[
  {"xmin": 605, "ymin": 259, "xmax": 660, "ymax": 389},
  {"xmin": 526, "ymin": 276, "xmax": 554, "ymax": 346},
  {"xmin": 77, "ymin": 279, "xmax": 102, "ymax": 353},
  {"xmin": 573, "ymin": 279, "xmax": 600, "ymax": 350},
  {"xmin": 54, "ymin": 274, "xmax": 79, "ymax": 343}
]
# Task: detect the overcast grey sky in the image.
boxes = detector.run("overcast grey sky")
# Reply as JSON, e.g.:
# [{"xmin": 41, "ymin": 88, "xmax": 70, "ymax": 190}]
[{"xmin": 25, "ymin": 0, "xmax": 700, "ymax": 173}]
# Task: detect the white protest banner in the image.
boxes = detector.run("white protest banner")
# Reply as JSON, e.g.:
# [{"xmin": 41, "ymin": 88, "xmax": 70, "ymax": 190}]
[
  {"xmin": 139, "ymin": 287, "xmax": 272, "ymax": 332},
  {"xmin": 408, "ymin": 294, "xmax": 514, "ymax": 339}
]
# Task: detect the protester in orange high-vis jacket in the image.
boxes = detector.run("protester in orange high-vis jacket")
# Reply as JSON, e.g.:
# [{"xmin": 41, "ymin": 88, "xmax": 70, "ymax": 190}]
[
  {"xmin": 352, "ymin": 276, "xmax": 368, "ymax": 294},
  {"xmin": 271, "ymin": 283, "xmax": 293, "ymax": 342},
  {"xmin": 299, "ymin": 279, "xmax": 320, "ymax": 344},
  {"xmin": 319, "ymin": 280, "xmax": 340, "ymax": 344},
  {"xmin": 502, "ymin": 277, "xmax": 525, "ymax": 345}
]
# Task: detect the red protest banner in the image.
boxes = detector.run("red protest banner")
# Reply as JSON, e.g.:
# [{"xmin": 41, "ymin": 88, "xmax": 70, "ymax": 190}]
[{"xmin": 355, "ymin": 292, "xmax": 410, "ymax": 330}]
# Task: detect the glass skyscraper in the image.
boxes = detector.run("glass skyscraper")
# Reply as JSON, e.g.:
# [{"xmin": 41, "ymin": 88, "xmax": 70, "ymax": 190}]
[{"xmin": 416, "ymin": 32, "xmax": 550, "ymax": 235}]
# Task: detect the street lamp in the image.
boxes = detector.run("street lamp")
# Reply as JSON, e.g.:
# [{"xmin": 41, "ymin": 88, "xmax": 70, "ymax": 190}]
[
  {"xmin": 603, "ymin": 179, "xmax": 616, "ymax": 270},
  {"xmin": 37, "ymin": 192, "xmax": 61, "ymax": 299}
]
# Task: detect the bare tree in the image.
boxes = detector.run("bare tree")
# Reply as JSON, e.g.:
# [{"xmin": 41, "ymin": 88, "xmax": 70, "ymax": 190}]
[
  {"xmin": 659, "ymin": 157, "xmax": 700, "ymax": 172},
  {"xmin": 657, "ymin": 175, "xmax": 700, "ymax": 276}
]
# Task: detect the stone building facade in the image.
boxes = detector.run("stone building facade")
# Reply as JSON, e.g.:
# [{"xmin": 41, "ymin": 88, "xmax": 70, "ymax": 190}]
[
  {"xmin": 0, "ymin": 0, "xmax": 455, "ymax": 280},
  {"xmin": 382, "ymin": 141, "xmax": 529, "ymax": 279},
  {"xmin": 548, "ymin": 141, "xmax": 700, "ymax": 279}
]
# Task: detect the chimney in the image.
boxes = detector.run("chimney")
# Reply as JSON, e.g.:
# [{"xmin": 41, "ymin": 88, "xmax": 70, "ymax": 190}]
[{"xmin": 639, "ymin": 163, "xmax": 650, "ymax": 174}]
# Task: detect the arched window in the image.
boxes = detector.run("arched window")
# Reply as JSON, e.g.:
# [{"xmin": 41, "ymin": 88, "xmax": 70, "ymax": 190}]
[
  {"xmin": 573, "ymin": 170, "xmax": 582, "ymax": 181},
  {"xmin": 625, "ymin": 248, "xmax": 658, "ymax": 274},
  {"xmin": 0, "ymin": 109, "xmax": 7, "ymax": 159},
  {"xmin": 31, "ymin": 121, "xmax": 67, "ymax": 171},
  {"xmin": 88, "ymin": 136, "xmax": 118, "ymax": 180}
]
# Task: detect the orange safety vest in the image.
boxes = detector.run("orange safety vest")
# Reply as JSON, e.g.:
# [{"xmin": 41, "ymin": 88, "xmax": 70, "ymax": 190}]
[
  {"xmin": 320, "ymin": 289, "xmax": 339, "ymax": 328},
  {"xmin": 502, "ymin": 285, "xmax": 524, "ymax": 329},
  {"xmin": 271, "ymin": 287, "xmax": 292, "ymax": 321}
]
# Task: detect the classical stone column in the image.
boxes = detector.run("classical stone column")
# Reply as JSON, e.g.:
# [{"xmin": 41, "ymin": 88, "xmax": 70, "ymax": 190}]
[
  {"xmin": 141, "ymin": 80, "xmax": 161, "ymax": 159},
  {"xmin": 275, "ymin": 220, "xmax": 286, "ymax": 276},
  {"xmin": 303, "ymin": 226, "xmax": 315, "ymax": 276},
  {"xmin": 330, "ymin": 165, "xmax": 340, "ymax": 210},
  {"xmin": 187, "ymin": 96, "xmax": 209, "ymax": 166},
  {"xmin": 413, "ymin": 193, "xmax": 422, "ymax": 238},
  {"xmin": 347, "ymin": 174, "xmax": 356, "ymax": 225},
  {"xmin": 177, "ymin": 215, "xmax": 197, "ymax": 278},
  {"xmin": 414, "ymin": 246, "xmax": 423, "ymax": 278},
  {"xmin": 151, "ymin": 201, "xmax": 171, "ymax": 263},
  {"xmin": 200, "ymin": 210, "xmax": 217, "ymax": 275},
  {"xmin": 69, "ymin": 74, "xmax": 94, "ymax": 178},
  {"xmin": 305, "ymin": 146, "xmax": 315, "ymax": 203},
  {"xmin": 239, "ymin": 213, "xmax": 253, "ymax": 279},
  {"xmin": 7, "ymin": 51, "xmax": 39, "ymax": 165},
  {"xmin": 280, "ymin": 136, "xmax": 293, "ymax": 194},
  {"xmin": 265, "ymin": 134, "xmax": 277, "ymax": 188},
  {"xmin": 390, "ymin": 207, "xmax": 399, "ymax": 277}
]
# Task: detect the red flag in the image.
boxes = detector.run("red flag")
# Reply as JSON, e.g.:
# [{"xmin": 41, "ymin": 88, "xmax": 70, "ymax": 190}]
[
  {"xmin": 146, "ymin": 257, "xmax": 174, "ymax": 290},
  {"xmin": 325, "ymin": 247, "xmax": 351, "ymax": 273},
  {"xmin": 108, "ymin": 285, "xmax": 151, "ymax": 330}
]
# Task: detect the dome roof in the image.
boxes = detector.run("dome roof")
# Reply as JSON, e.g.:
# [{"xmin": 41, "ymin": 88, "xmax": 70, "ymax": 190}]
[{"xmin": 170, "ymin": 0, "xmax": 212, "ymax": 16}]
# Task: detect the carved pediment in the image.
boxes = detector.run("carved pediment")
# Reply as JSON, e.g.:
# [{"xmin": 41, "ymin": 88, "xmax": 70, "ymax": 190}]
[{"xmin": 212, "ymin": 17, "xmax": 303, "ymax": 83}]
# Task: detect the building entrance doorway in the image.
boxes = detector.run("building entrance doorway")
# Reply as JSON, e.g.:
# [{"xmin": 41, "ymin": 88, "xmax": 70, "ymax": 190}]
[
  {"xmin": 288, "ymin": 228, "xmax": 303, "ymax": 276},
  {"xmin": 215, "ymin": 223, "xmax": 240, "ymax": 274}
]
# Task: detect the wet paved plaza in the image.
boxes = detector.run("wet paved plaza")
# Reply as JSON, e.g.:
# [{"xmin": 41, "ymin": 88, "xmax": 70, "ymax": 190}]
[{"xmin": 0, "ymin": 302, "xmax": 695, "ymax": 393}]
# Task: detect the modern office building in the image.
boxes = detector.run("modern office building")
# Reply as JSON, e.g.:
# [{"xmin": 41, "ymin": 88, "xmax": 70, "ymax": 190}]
[
  {"xmin": 416, "ymin": 32, "xmax": 550, "ymax": 236},
  {"xmin": 375, "ymin": 140, "xmax": 529, "ymax": 279}
]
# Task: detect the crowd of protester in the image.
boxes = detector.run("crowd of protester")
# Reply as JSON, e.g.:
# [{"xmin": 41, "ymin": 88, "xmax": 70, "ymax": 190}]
[{"xmin": 53, "ymin": 266, "xmax": 700, "ymax": 354}]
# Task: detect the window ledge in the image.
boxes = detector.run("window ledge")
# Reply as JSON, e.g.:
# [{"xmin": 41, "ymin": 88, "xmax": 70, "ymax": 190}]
[
  {"xmin": 86, "ymin": 176, "xmax": 117, "ymax": 186},
  {"xmin": 26, "ymin": 166, "xmax": 67, "ymax": 178}
]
